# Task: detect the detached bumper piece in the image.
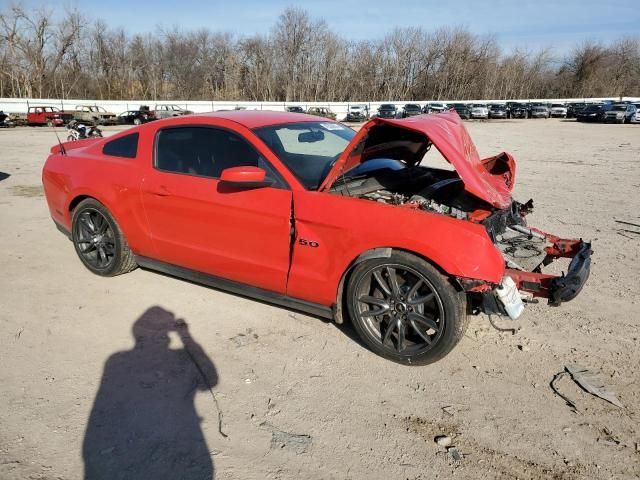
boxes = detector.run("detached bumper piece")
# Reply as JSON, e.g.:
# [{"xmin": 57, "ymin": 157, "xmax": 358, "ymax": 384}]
[
  {"xmin": 505, "ymin": 237, "xmax": 592, "ymax": 306},
  {"xmin": 548, "ymin": 242, "xmax": 592, "ymax": 305}
]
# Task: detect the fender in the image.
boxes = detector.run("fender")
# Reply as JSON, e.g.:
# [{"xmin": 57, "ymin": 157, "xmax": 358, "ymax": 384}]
[
  {"xmin": 287, "ymin": 190, "xmax": 505, "ymax": 307},
  {"xmin": 43, "ymin": 150, "xmax": 153, "ymax": 256}
]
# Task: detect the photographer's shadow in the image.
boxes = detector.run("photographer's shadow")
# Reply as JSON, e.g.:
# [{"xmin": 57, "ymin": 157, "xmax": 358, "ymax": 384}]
[{"xmin": 83, "ymin": 307, "xmax": 217, "ymax": 480}]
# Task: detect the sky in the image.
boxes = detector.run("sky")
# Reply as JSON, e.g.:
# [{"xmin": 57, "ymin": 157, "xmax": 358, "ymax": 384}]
[{"xmin": 10, "ymin": 0, "xmax": 640, "ymax": 53}]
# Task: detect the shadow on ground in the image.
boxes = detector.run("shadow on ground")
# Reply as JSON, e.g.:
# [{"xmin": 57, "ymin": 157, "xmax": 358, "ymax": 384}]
[{"xmin": 82, "ymin": 306, "xmax": 218, "ymax": 480}]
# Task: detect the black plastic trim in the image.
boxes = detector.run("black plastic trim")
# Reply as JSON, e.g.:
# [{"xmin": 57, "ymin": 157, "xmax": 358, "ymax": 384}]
[
  {"xmin": 135, "ymin": 256, "xmax": 334, "ymax": 320},
  {"xmin": 549, "ymin": 242, "xmax": 592, "ymax": 306},
  {"xmin": 54, "ymin": 220, "xmax": 71, "ymax": 239}
]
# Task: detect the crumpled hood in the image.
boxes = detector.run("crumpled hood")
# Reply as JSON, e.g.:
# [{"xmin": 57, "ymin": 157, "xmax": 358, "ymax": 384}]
[{"xmin": 319, "ymin": 111, "xmax": 515, "ymax": 209}]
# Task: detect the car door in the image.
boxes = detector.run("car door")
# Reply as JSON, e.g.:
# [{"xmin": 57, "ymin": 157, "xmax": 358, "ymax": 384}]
[{"xmin": 141, "ymin": 124, "xmax": 293, "ymax": 294}]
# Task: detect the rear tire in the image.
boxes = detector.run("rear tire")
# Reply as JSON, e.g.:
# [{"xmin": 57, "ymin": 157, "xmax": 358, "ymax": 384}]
[
  {"xmin": 346, "ymin": 251, "xmax": 468, "ymax": 365},
  {"xmin": 71, "ymin": 198, "xmax": 137, "ymax": 277}
]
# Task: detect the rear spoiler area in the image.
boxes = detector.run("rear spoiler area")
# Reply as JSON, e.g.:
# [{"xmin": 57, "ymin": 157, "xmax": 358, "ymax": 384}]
[{"xmin": 50, "ymin": 137, "xmax": 102, "ymax": 155}]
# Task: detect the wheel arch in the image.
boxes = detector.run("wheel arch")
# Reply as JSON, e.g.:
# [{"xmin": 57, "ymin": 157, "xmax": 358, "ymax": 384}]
[
  {"xmin": 66, "ymin": 192, "xmax": 120, "ymax": 231},
  {"xmin": 333, "ymin": 246, "xmax": 458, "ymax": 324},
  {"xmin": 68, "ymin": 194, "xmax": 95, "ymax": 214}
]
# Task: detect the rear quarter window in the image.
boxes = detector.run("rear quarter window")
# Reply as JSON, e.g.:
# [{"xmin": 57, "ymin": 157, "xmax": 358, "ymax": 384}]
[{"xmin": 103, "ymin": 133, "xmax": 139, "ymax": 158}]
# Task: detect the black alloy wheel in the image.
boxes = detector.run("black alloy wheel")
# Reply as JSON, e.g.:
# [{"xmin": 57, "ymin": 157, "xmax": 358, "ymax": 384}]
[
  {"xmin": 347, "ymin": 251, "xmax": 467, "ymax": 365},
  {"xmin": 74, "ymin": 208, "xmax": 116, "ymax": 271},
  {"xmin": 71, "ymin": 198, "xmax": 137, "ymax": 276}
]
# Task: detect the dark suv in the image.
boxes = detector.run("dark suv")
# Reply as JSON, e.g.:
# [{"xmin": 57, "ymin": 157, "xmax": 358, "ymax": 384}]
[
  {"xmin": 375, "ymin": 104, "xmax": 398, "ymax": 119},
  {"xmin": 401, "ymin": 104, "xmax": 422, "ymax": 118},
  {"xmin": 567, "ymin": 103, "xmax": 587, "ymax": 118},
  {"xmin": 449, "ymin": 103, "xmax": 471, "ymax": 119},
  {"xmin": 507, "ymin": 102, "xmax": 528, "ymax": 119}
]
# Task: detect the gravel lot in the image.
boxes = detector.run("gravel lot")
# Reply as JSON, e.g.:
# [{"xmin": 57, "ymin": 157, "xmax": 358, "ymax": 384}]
[{"xmin": 1, "ymin": 119, "xmax": 639, "ymax": 479}]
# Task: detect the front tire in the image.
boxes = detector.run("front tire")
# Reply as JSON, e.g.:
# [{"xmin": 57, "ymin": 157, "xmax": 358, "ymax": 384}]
[
  {"xmin": 346, "ymin": 251, "xmax": 468, "ymax": 365},
  {"xmin": 71, "ymin": 199, "xmax": 137, "ymax": 276}
]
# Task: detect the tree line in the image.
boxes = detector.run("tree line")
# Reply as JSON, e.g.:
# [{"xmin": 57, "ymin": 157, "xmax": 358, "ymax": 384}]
[{"xmin": 1, "ymin": 5, "xmax": 639, "ymax": 102}]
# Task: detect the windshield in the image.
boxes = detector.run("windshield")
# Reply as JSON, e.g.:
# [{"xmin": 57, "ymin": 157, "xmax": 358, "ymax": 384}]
[
  {"xmin": 584, "ymin": 105, "xmax": 602, "ymax": 112},
  {"xmin": 380, "ymin": 105, "xmax": 395, "ymax": 110},
  {"xmin": 611, "ymin": 105, "xmax": 626, "ymax": 111},
  {"xmin": 405, "ymin": 105, "xmax": 420, "ymax": 110},
  {"xmin": 254, "ymin": 121, "xmax": 356, "ymax": 190},
  {"xmin": 551, "ymin": 104, "xmax": 564, "ymax": 108},
  {"xmin": 472, "ymin": 104, "xmax": 486, "ymax": 108}
]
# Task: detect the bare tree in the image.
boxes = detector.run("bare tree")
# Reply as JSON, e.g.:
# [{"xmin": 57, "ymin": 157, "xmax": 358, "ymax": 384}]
[{"xmin": 0, "ymin": 5, "xmax": 638, "ymax": 102}]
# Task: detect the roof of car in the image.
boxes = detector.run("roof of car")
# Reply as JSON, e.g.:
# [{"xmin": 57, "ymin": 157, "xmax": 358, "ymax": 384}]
[{"xmin": 189, "ymin": 110, "xmax": 329, "ymax": 128}]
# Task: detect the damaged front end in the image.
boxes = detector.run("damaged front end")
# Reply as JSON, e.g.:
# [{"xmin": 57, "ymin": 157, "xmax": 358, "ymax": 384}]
[
  {"xmin": 322, "ymin": 111, "xmax": 592, "ymax": 321},
  {"xmin": 463, "ymin": 201, "xmax": 592, "ymax": 319}
]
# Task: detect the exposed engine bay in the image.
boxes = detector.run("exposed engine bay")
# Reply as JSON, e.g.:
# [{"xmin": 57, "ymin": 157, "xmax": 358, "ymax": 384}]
[
  {"xmin": 327, "ymin": 119, "xmax": 591, "ymax": 316},
  {"xmin": 330, "ymin": 159, "xmax": 548, "ymax": 273}
]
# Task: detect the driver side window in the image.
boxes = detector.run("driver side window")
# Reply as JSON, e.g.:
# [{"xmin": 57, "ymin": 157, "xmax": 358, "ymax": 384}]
[{"xmin": 154, "ymin": 126, "xmax": 286, "ymax": 188}]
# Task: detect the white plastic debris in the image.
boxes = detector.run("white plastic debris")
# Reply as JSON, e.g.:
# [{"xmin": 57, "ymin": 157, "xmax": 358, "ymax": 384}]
[{"xmin": 495, "ymin": 276, "xmax": 525, "ymax": 319}]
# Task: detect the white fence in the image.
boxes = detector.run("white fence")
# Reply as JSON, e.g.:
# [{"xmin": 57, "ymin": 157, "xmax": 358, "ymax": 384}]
[{"xmin": 1, "ymin": 97, "xmax": 638, "ymax": 122}]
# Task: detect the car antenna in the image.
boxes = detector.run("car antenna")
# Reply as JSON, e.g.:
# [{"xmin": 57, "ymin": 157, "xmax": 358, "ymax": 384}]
[{"xmin": 53, "ymin": 125, "xmax": 66, "ymax": 155}]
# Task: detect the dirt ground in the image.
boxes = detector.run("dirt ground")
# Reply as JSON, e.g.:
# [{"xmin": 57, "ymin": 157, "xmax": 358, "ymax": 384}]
[{"xmin": 1, "ymin": 118, "xmax": 639, "ymax": 480}]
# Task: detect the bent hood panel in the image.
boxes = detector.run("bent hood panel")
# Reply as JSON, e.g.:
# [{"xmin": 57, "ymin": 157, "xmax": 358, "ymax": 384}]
[{"xmin": 319, "ymin": 111, "xmax": 515, "ymax": 209}]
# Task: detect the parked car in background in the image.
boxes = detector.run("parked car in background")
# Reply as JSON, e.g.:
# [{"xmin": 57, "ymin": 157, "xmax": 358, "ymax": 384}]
[
  {"xmin": 576, "ymin": 104, "xmax": 612, "ymax": 122},
  {"xmin": 423, "ymin": 103, "xmax": 446, "ymax": 114},
  {"xmin": 117, "ymin": 108, "xmax": 156, "ymax": 125},
  {"xmin": 286, "ymin": 106, "xmax": 305, "ymax": 113},
  {"xmin": 375, "ymin": 104, "xmax": 398, "ymax": 119},
  {"xmin": 567, "ymin": 102, "xmax": 588, "ymax": 118},
  {"xmin": 530, "ymin": 104, "xmax": 550, "ymax": 118},
  {"xmin": 27, "ymin": 106, "xmax": 74, "ymax": 126},
  {"xmin": 449, "ymin": 103, "xmax": 471, "ymax": 119},
  {"xmin": 307, "ymin": 106, "xmax": 336, "ymax": 119},
  {"xmin": 507, "ymin": 102, "xmax": 528, "ymax": 119},
  {"xmin": 345, "ymin": 104, "xmax": 369, "ymax": 122},
  {"xmin": 550, "ymin": 103, "xmax": 567, "ymax": 118},
  {"xmin": 153, "ymin": 104, "xmax": 193, "ymax": 119},
  {"xmin": 72, "ymin": 105, "xmax": 118, "ymax": 125},
  {"xmin": 42, "ymin": 110, "xmax": 592, "ymax": 365},
  {"xmin": 604, "ymin": 103, "xmax": 637, "ymax": 123},
  {"xmin": 488, "ymin": 104, "xmax": 507, "ymax": 119},
  {"xmin": 401, "ymin": 104, "xmax": 422, "ymax": 118},
  {"xmin": 470, "ymin": 104, "xmax": 489, "ymax": 119},
  {"xmin": 631, "ymin": 103, "xmax": 640, "ymax": 124}
]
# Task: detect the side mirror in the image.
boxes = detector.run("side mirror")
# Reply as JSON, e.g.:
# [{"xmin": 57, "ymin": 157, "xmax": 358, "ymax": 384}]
[{"xmin": 219, "ymin": 166, "xmax": 272, "ymax": 189}]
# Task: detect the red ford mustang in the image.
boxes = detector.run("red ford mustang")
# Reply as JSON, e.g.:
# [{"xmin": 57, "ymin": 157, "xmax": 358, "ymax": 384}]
[{"xmin": 42, "ymin": 110, "xmax": 591, "ymax": 365}]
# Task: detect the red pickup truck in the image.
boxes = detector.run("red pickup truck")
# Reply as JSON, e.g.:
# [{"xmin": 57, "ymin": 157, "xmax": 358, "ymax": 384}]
[{"xmin": 27, "ymin": 106, "xmax": 74, "ymax": 126}]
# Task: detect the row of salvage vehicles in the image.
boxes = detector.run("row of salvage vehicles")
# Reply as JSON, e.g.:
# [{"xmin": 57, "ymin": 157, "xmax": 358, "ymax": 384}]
[{"xmin": 5, "ymin": 104, "xmax": 192, "ymax": 127}]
